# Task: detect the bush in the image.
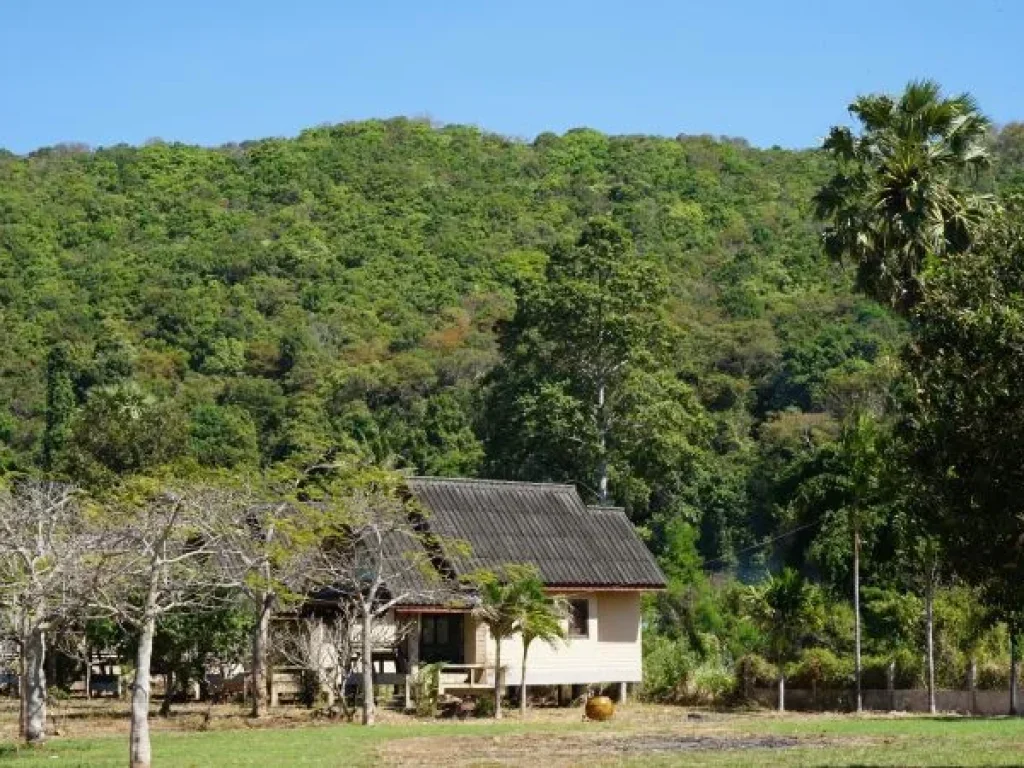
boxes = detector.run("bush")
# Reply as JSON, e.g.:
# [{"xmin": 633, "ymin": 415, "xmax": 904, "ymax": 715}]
[
  {"xmin": 641, "ymin": 633, "xmax": 698, "ymax": 702},
  {"xmin": 472, "ymin": 694, "xmax": 496, "ymax": 718},
  {"xmin": 734, "ymin": 653, "xmax": 777, "ymax": 699},
  {"xmin": 976, "ymin": 662, "xmax": 1010, "ymax": 691},
  {"xmin": 689, "ymin": 661, "xmax": 735, "ymax": 705},
  {"xmin": 641, "ymin": 634, "xmax": 735, "ymax": 704},
  {"xmin": 411, "ymin": 662, "xmax": 443, "ymax": 717},
  {"xmin": 787, "ymin": 648, "xmax": 853, "ymax": 690},
  {"xmin": 862, "ymin": 649, "xmax": 923, "ymax": 689}
]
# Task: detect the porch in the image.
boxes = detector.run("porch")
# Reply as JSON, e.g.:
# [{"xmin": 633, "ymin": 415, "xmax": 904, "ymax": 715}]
[{"xmin": 391, "ymin": 610, "xmax": 503, "ymax": 708}]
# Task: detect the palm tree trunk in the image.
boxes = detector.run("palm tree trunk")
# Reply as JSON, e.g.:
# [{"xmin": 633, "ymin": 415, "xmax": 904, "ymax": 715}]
[
  {"xmin": 520, "ymin": 643, "xmax": 529, "ymax": 718},
  {"xmin": 493, "ymin": 638, "xmax": 503, "ymax": 720},
  {"xmin": 925, "ymin": 577, "xmax": 936, "ymax": 715},
  {"xmin": 853, "ymin": 524, "xmax": 863, "ymax": 713},
  {"xmin": 1011, "ymin": 631, "xmax": 1020, "ymax": 717}
]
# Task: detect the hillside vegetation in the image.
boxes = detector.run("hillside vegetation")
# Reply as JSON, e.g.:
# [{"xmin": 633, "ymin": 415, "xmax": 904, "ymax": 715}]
[{"xmin": 1, "ymin": 121, "xmax": 909, "ymax": 551}]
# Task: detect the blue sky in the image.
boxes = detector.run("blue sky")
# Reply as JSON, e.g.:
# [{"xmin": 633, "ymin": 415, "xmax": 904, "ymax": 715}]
[{"xmin": 2, "ymin": 0, "xmax": 1021, "ymax": 154}]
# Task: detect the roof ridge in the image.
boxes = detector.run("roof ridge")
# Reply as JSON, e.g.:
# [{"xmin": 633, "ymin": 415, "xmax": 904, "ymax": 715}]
[{"xmin": 407, "ymin": 476, "xmax": 577, "ymax": 489}]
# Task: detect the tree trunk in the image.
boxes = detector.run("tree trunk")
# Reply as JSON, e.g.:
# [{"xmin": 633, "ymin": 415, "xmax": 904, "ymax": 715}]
[
  {"xmin": 130, "ymin": 613, "xmax": 156, "ymax": 768},
  {"xmin": 250, "ymin": 596, "xmax": 273, "ymax": 718},
  {"xmin": 84, "ymin": 646, "xmax": 92, "ymax": 702},
  {"xmin": 925, "ymin": 578, "xmax": 936, "ymax": 715},
  {"xmin": 887, "ymin": 659, "xmax": 896, "ymax": 711},
  {"xmin": 159, "ymin": 670, "xmax": 173, "ymax": 718},
  {"xmin": 1010, "ymin": 631, "xmax": 1020, "ymax": 717},
  {"xmin": 853, "ymin": 525, "xmax": 863, "ymax": 713},
  {"xmin": 493, "ymin": 636, "xmax": 503, "ymax": 720},
  {"xmin": 968, "ymin": 656, "xmax": 978, "ymax": 715},
  {"xmin": 24, "ymin": 626, "xmax": 47, "ymax": 744},
  {"xmin": 361, "ymin": 609, "xmax": 375, "ymax": 726},
  {"xmin": 520, "ymin": 643, "xmax": 529, "ymax": 718},
  {"xmin": 777, "ymin": 673, "xmax": 785, "ymax": 713},
  {"xmin": 597, "ymin": 381, "xmax": 609, "ymax": 503},
  {"xmin": 18, "ymin": 636, "xmax": 27, "ymax": 739}
]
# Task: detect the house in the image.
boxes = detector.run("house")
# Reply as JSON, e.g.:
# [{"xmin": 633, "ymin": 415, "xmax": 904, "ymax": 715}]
[{"xmin": 382, "ymin": 477, "xmax": 667, "ymax": 703}]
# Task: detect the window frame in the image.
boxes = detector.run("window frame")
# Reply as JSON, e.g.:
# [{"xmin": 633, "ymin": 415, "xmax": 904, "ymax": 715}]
[{"xmin": 567, "ymin": 597, "xmax": 590, "ymax": 638}]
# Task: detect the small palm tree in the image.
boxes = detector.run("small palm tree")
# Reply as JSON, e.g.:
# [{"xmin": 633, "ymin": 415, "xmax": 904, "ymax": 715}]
[
  {"xmin": 815, "ymin": 79, "xmax": 993, "ymax": 312},
  {"xmin": 516, "ymin": 585, "xmax": 567, "ymax": 717},
  {"xmin": 471, "ymin": 565, "xmax": 537, "ymax": 720},
  {"xmin": 746, "ymin": 568, "xmax": 822, "ymax": 712}
]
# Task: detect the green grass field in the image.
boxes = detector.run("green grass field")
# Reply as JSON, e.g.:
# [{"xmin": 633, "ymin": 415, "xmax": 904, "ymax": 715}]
[{"xmin": 1, "ymin": 706, "xmax": 1022, "ymax": 766}]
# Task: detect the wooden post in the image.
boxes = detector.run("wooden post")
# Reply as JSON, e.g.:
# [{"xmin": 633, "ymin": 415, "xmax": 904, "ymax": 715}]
[{"xmin": 618, "ymin": 681, "xmax": 628, "ymax": 705}]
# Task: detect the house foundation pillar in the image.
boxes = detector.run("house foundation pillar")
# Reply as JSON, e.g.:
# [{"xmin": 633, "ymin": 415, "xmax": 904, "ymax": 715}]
[{"xmin": 617, "ymin": 682, "xmax": 628, "ymax": 704}]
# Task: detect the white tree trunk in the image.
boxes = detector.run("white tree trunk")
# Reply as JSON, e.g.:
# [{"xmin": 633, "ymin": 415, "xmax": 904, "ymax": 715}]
[
  {"xmin": 777, "ymin": 674, "xmax": 785, "ymax": 713},
  {"xmin": 130, "ymin": 613, "xmax": 156, "ymax": 768},
  {"xmin": 361, "ymin": 610, "xmax": 375, "ymax": 725},
  {"xmin": 493, "ymin": 638, "xmax": 503, "ymax": 720},
  {"xmin": 853, "ymin": 526, "xmax": 863, "ymax": 713},
  {"xmin": 24, "ymin": 626, "xmax": 47, "ymax": 744},
  {"xmin": 597, "ymin": 382, "xmax": 609, "ymax": 503},
  {"xmin": 925, "ymin": 580, "xmax": 936, "ymax": 715},
  {"xmin": 250, "ymin": 596, "xmax": 272, "ymax": 718}
]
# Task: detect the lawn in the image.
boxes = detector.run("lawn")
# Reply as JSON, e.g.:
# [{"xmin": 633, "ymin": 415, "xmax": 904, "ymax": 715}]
[{"xmin": 1, "ymin": 703, "xmax": 1022, "ymax": 766}]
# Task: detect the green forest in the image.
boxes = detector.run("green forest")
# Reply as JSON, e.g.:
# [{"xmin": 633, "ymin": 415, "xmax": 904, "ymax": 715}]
[{"xmin": 3, "ymin": 81, "xmax": 1024, "ymax": 716}]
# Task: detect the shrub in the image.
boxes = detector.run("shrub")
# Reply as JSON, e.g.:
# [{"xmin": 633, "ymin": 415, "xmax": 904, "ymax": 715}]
[
  {"xmin": 734, "ymin": 653, "xmax": 777, "ymax": 699},
  {"xmin": 787, "ymin": 648, "xmax": 853, "ymax": 690},
  {"xmin": 976, "ymin": 662, "xmax": 1010, "ymax": 690},
  {"xmin": 640, "ymin": 634, "xmax": 735, "ymax": 705},
  {"xmin": 862, "ymin": 649, "xmax": 923, "ymax": 689},
  {"xmin": 641, "ymin": 633, "xmax": 698, "ymax": 702},
  {"xmin": 472, "ymin": 693, "xmax": 496, "ymax": 718},
  {"xmin": 689, "ymin": 661, "xmax": 735, "ymax": 704},
  {"xmin": 411, "ymin": 662, "xmax": 443, "ymax": 717}
]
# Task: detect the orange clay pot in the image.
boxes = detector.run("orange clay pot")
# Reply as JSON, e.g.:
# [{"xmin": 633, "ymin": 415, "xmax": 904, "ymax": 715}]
[{"xmin": 585, "ymin": 695, "xmax": 615, "ymax": 721}]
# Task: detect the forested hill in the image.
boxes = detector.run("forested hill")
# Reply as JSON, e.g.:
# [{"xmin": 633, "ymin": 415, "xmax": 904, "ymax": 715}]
[{"xmin": 2, "ymin": 118, "xmax": 1020, "ymax": 561}]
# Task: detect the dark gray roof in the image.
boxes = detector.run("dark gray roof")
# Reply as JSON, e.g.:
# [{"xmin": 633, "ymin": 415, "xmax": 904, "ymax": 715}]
[{"xmin": 407, "ymin": 477, "xmax": 666, "ymax": 589}]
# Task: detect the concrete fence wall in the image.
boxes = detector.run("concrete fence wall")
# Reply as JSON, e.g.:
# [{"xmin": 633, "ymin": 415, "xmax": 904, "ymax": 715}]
[{"xmin": 751, "ymin": 687, "xmax": 1021, "ymax": 716}]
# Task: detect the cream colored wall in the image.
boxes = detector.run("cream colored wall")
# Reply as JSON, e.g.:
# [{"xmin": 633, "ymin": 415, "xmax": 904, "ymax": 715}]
[{"xmin": 472, "ymin": 591, "xmax": 644, "ymax": 685}]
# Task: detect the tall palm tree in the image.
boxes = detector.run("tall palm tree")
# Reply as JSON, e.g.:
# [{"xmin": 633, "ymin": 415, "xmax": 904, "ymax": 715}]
[
  {"xmin": 815, "ymin": 79, "xmax": 993, "ymax": 313},
  {"xmin": 516, "ymin": 588, "xmax": 567, "ymax": 718}
]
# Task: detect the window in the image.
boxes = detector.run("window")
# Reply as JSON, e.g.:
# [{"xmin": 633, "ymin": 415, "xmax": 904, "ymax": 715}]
[{"xmin": 568, "ymin": 598, "xmax": 590, "ymax": 637}]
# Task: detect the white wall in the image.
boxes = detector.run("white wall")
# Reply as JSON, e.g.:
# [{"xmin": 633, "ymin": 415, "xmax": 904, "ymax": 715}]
[{"xmin": 477, "ymin": 591, "xmax": 644, "ymax": 685}]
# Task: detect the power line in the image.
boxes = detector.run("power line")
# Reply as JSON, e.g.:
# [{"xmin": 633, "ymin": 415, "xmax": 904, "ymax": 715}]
[{"xmin": 701, "ymin": 514, "xmax": 828, "ymax": 570}]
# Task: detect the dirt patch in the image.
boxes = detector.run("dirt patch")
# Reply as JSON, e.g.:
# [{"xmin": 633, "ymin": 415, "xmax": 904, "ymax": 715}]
[
  {"xmin": 611, "ymin": 734, "xmax": 802, "ymax": 752},
  {"xmin": 380, "ymin": 730, "xmax": 809, "ymax": 767}
]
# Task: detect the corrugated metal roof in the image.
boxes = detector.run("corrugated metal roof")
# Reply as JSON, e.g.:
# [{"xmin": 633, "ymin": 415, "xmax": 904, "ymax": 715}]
[{"xmin": 407, "ymin": 477, "xmax": 666, "ymax": 589}]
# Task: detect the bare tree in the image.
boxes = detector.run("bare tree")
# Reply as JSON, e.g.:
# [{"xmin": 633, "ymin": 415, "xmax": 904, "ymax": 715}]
[
  {"xmin": 275, "ymin": 606, "xmax": 413, "ymax": 721},
  {"xmin": 210, "ymin": 495, "xmax": 314, "ymax": 719},
  {"xmin": 0, "ymin": 480, "xmax": 92, "ymax": 744},
  {"xmin": 87, "ymin": 484, "xmax": 238, "ymax": 768},
  {"xmin": 304, "ymin": 481, "xmax": 458, "ymax": 726}
]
